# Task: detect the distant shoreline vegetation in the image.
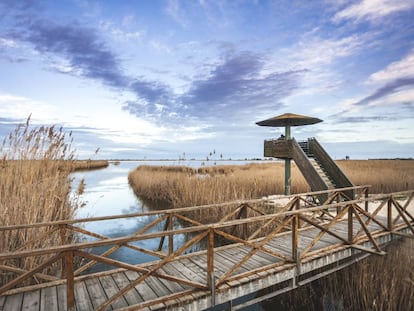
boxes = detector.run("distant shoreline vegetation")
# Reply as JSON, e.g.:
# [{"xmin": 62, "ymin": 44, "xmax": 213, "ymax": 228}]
[{"xmin": 128, "ymin": 160, "xmax": 414, "ymax": 209}]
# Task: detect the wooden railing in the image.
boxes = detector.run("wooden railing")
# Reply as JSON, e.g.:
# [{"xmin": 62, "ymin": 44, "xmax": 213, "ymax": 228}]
[{"xmin": 1, "ymin": 186, "xmax": 413, "ymax": 310}]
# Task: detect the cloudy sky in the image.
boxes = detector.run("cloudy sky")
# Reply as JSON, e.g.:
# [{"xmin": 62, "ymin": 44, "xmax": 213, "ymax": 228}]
[{"xmin": 0, "ymin": 0, "xmax": 413, "ymax": 160}]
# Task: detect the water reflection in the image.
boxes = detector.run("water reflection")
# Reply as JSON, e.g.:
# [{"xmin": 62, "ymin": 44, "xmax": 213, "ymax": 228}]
[
  {"xmin": 71, "ymin": 160, "xmax": 279, "ymax": 310},
  {"xmin": 71, "ymin": 161, "xmax": 215, "ymax": 272}
]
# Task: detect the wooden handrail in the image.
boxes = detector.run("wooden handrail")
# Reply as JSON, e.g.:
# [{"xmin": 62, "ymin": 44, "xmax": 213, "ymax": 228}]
[
  {"xmin": 0, "ymin": 186, "xmax": 372, "ymax": 231},
  {"xmin": 1, "ymin": 187, "xmax": 413, "ymax": 311}
]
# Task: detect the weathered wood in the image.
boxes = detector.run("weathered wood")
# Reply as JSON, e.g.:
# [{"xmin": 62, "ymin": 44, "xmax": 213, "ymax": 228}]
[
  {"xmin": 84, "ymin": 278, "xmax": 108, "ymax": 309},
  {"xmin": 0, "ymin": 253, "xmax": 62, "ymax": 296},
  {"xmin": 21, "ymin": 290, "xmax": 40, "ymax": 311},
  {"xmin": 308, "ymin": 138, "xmax": 354, "ymax": 197},
  {"xmin": 111, "ymin": 273, "xmax": 143, "ymax": 305},
  {"xmin": 1, "ymin": 188, "xmax": 413, "ymax": 311},
  {"xmin": 73, "ymin": 281, "xmax": 93, "ymax": 311},
  {"xmin": 65, "ymin": 251, "xmax": 75, "ymax": 311},
  {"xmin": 40, "ymin": 286, "xmax": 58, "ymax": 311},
  {"xmin": 264, "ymin": 139, "xmax": 293, "ymax": 158},
  {"xmin": 99, "ymin": 275, "xmax": 128, "ymax": 309},
  {"xmin": 3, "ymin": 293, "xmax": 23, "ymax": 311},
  {"xmin": 56, "ymin": 285, "xmax": 67, "ymax": 311}
]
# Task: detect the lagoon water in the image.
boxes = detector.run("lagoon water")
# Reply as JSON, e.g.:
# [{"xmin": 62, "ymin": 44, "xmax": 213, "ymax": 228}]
[{"xmin": 71, "ymin": 160, "xmax": 289, "ymax": 311}]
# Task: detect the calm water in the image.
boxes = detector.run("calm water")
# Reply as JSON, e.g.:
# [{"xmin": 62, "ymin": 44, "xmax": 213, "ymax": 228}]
[{"xmin": 71, "ymin": 160, "xmax": 303, "ymax": 311}]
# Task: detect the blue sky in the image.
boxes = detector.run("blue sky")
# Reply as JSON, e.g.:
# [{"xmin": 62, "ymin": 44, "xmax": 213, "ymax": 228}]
[{"xmin": 0, "ymin": 0, "xmax": 413, "ymax": 160}]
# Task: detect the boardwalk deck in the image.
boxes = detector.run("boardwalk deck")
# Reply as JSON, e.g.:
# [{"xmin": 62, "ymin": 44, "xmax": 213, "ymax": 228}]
[{"xmin": 1, "ymin": 215, "xmax": 411, "ymax": 311}]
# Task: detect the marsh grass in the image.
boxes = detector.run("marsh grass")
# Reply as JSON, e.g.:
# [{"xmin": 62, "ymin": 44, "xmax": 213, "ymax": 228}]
[
  {"xmin": 261, "ymin": 239, "xmax": 414, "ymax": 311},
  {"xmin": 72, "ymin": 159, "xmax": 109, "ymax": 171},
  {"xmin": 337, "ymin": 159, "xmax": 414, "ymax": 193},
  {"xmin": 128, "ymin": 160, "xmax": 414, "ymax": 210},
  {"xmin": 128, "ymin": 162, "xmax": 309, "ymax": 208},
  {"xmin": 0, "ymin": 119, "xmax": 82, "ymax": 285}
]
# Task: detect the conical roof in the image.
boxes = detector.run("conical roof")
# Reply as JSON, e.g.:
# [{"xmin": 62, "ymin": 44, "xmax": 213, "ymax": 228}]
[{"xmin": 256, "ymin": 113, "xmax": 323, "ymax": 127}]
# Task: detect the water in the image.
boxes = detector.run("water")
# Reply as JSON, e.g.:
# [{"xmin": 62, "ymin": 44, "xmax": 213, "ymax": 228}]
[
  {"xmin": 71, "ymin": 160, "xmax": 265, "ymax": 272},
  {"xmin": 70, "ymin": 160, "xmax": 304, "ymax": 310}
]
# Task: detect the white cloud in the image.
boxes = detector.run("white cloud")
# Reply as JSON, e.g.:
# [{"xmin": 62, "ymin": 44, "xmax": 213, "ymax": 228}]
[
  {"xmin": 0, "ymin": 93, "xmax": 57, "ymax": 122},
  {"xmin": 369, "ymin": 49, "xmax": 414, "ymax": 83},
  {"xmin": 150, "ymin": 40, "xmax": 171, "ymax": 53},
  {"xmin": 333, "ymin": 0, "xmax": 414, "ymax": 22},
  {"xmin": 165, "ymin": 0, "xmax": 188, "ymax": 27},
  {"xmin": 371, "ymin": 87, "xmax": 414, "ymax": 106},
  {"xmin": 294, "ymin": 35, "xmax": 365, "ymax": 68},
  {"xmin": 0, "ymin": 37, "xmax": 18, "ymax": 48}
]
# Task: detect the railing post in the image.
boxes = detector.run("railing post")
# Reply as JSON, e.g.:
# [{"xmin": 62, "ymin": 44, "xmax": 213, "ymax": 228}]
[
  {"xmin": 364, "ymin": 188, "xmax": 369, "ymax": 212},
  {"xmin": 292, "ymin": 214, "xmax": 298, "ymax": 264},
  {"xmin": 348, "ymin": 205, "xmax": 353, "ymax": 243},
  {"xmin": 241, "ymin": 204, "xmax": 248, "ymax": 240},
  {"xmin": 168, "ymin": 213, "xmax": 174, "ymax": 255},
  {"xmin": 207, "ymin": 228, "xmax": 215, "ymax": 307},
  {"xmin": 60, "ymin": 224, "xmax": 67, "ymax": 277},
  {"xmin": 292, "ymin": 214, "xmax": 300, "ymax": 285},
  {"xmin": 295, "ymin": 199, "xmax": 301, "ymax": 228},
  {"xmin": 64, "ymin": 250, "xmax": 75, "ymax": 311},
  {"xmin": 387, "ymin": 197, "xmax": 393, "ymax": 231}
]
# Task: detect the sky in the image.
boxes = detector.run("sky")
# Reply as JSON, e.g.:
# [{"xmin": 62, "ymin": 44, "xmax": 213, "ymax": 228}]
[{"xmin": 0, "ymin": 0, "xmax": 413, "ymax": 160}]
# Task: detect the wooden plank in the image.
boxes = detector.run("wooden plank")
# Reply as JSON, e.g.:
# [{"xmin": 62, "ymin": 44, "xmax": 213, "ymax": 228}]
[
  {"xmin": 3, "ymin": 293, "xmax": 23, "ymax": 311},
  {"xmin": 84, "ymin": 278, "xmax": 109, "ymax": 310},
  {"xmin": 144, "ymin": 276, "xmax": 172, "ymax": 310},
  {"xmin": 99, "ymin": 275, "xmax": 128, "ymax": 310},
  {"xmin": 145, "ymin": 276, "xmax": 172, "ymax": 297},
  {"xmin": 124, "ymin": 271, "xmax": 158, "ymax": 302},
  {"xmin": 163, "ymin": 260, "xmax": 206, "ymax": 285},
  {"xmin": 177, "ymin": 258, "xmax": 208, "ymax": 283},
  {"xmin": 234, "ymin": 246, "xmax": 276, "ymax": 267},
  {"xmin": 22, "ymin": 290, "xmax": 40, "ymax": 311},
  {"xmin": 74, "ymin": 281, "xmax": 94, "ymax": 311},
  {"xmin": 56, "ymin": 285, "xmax": 68, "ymax": 311},
  {"xmin": 40, "ymin": 286, "xmax": 59, "ymax": 311},
  {"xmin": 222, "ymin": 245, "xmax": 270, "ymax": 270},
  {"xmin": 111, "ymin": 272, "xmax": 143, "ymax": 306},
  {"xmin": 214, "ymin": 250, "xmax": 251, "ymax": 279}
]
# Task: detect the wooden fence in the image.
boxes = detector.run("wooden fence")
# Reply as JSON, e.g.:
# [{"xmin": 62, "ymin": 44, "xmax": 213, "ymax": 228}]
[{"xmin": 1, "ymin": 186, "xmax": 413, "ymax": 310}]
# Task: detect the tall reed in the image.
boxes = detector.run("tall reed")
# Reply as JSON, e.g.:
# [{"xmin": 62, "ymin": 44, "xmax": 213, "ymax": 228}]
[
  {"xmin": 129, "ymin": 160, "xmax": 414, "ymax": 210},
  {"xmin": 0, "ymin": 118, "xmax": 82, "ymax": 285},
  {"xmin": 261, "ymin": 239, "xmax": 414, "ymax": 310},
  {"xmin": 128, "ymin": 163, "xmax": 309, "ymax": 208}
]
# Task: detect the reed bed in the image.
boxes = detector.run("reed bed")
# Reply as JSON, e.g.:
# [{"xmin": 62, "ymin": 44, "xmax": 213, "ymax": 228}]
[
  {"xmin": 0, "ymin": 120, "xmax": 82, "ymax": 285},
  {"xmin": 128, "ymin": 160, "xmax": 414, "ymax": 210},
  {"xmin": 128, "ymin": 162, "xmax": 309, "ymax": 208},
  {"xmin": 337, "ymin": 159, "xmax": 414, "ymax": 193},
  {"xmin": 263, "ymin": 239, "xmax": 414, "ymax": 310},
  {"xmin": 72, "ymin": 160, "xmax": 109, "ymax": 171}
]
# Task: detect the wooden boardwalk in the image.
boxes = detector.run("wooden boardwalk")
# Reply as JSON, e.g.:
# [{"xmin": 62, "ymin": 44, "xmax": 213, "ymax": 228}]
[{"xmin": 1, "ymin": 187, "xmax": 413, "ymax": 310}]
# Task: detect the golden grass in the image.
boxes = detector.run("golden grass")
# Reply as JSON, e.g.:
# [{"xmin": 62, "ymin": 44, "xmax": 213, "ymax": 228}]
[
  {"xmin": 264, "ymin": 239, "xmax": 414, "ymax": 310},
  {"xmin": 128, "ymin": 160, "xmax": 414, "ymax": 209},
  {"xmin": 128, "ymin": 162, "xmax": 309, "ymax": 208},
  {"xmin": 0, "ymin": 119, "xmax": 82, "ymax": 284},
  {"xmin": 72, "ymin": 160, "xmax": 109, "ymax": 171},
  {"xmin": 337, "ymin": 159, "xmax": 414, "ymax": 193}
]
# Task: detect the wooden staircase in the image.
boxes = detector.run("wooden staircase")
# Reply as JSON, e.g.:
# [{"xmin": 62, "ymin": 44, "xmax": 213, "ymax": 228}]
[
  {"xmin": 309, "ymin": 158, "xmax": 336, "ymax": 189},
  {"xmin": 295, "ymin": 138, "xmax": 354, "ymax": 200},
  {"xmin": 263, "ymin": 137, "xmax": 354, "ymax": 201}
]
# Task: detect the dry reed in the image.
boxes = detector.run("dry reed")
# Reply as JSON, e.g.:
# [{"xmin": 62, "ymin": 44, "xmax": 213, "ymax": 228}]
[
  {"xmin": 129, "ymin": 160, "xmax": 414, "ymax": 210},
  {"xmin": 262, "ymin": 239, "xmax": 414, "ymax": 310},
  {"xmin": 0, "ymin": 118, "xmax": 82, "ymax": 285},
  {"xmin": 72, "ymin": 160, "xmax": 109, "ymax": 171},
  {"xmin": 128, "ymin": 162, "xmax": 309, "ymax": 208}
]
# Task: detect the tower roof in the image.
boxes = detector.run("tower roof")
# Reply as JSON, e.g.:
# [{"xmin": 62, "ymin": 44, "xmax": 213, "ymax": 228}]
[{"xmin": 256, "ymin": 113, "xmax": 323, "ymax": 127}]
